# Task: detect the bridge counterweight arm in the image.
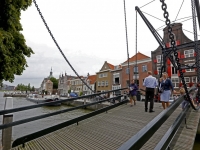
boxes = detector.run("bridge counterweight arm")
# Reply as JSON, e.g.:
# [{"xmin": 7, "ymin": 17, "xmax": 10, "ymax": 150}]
[{"xmin": 135, "ymin": 6, "xmax": 165, "ymax": 49}]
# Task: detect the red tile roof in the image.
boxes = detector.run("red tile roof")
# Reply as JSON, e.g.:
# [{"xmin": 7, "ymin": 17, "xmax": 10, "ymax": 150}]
[
  {"xmin": 107, "ymin": 62, "xmax": 114, "ymax": 70},
  {"xmin": 123, "ymin": 52, "xmax": 150, "ymax": 63},
  {"xmin": 88, "ymin": 75, "xmax": 97, "ymax": 84}
]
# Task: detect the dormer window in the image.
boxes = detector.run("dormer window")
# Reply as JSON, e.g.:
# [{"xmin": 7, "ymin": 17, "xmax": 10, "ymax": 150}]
[{"xmin": 114, "ymin": 66, "xmax": 119, "ymax": 70}]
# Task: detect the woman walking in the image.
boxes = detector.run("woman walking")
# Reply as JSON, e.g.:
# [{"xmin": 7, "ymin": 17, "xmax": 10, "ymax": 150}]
[
  {"xmin": 160, "ymin": 72, "xmax": 175, "ymax": 109},
  {"xmin": 129, "ymin": 79, "xmax": 138, "ymax": 106}
]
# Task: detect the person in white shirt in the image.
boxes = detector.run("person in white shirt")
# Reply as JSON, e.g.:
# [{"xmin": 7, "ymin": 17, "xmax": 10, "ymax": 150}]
[{"xmin": 143, "ymin": 71, "xmax": 158, "ymax": 112}]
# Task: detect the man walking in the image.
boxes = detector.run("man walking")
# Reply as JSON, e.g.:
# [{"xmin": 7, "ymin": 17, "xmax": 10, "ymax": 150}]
[{"xmin": 143, "ymin": 71, "xmax": 158, "ymax": 112}]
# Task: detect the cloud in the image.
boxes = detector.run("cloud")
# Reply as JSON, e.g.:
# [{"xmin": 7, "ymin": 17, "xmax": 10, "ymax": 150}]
[{"xmin": 4, "ymin": 40, "xmax": 124, "ymax": 87}]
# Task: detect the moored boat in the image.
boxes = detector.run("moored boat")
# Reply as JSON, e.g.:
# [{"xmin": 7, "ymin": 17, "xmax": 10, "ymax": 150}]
[{"xmin": 26, "ymin": 94, "xmax": 61, "ymax": 106}]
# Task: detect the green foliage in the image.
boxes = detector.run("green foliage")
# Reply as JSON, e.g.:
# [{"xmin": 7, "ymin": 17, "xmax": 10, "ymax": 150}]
[
  {"xmin": 27, "ymin": 83, "xmax": 31, "ymax": 90},
  {"xmin": 31, "ymin": 86, "xmax": 35, "ymax": 91},
  {"xmin": 50, "ymin": 77, "xmax": 58, "ymax": 89},
  {"xmin": 68, "ymin": 89, "xmax": 71, "ymax": 94},
  {"xmin": 0, "ymin": 0, "xmax": 34, "ymax": 82},
  {"xmin": 79, "ymin": 91, "xmax": 83, "ymax": 96},
  {"xmin": 16, "ymin": 83, "xmax": 35, "ymax": 91}
]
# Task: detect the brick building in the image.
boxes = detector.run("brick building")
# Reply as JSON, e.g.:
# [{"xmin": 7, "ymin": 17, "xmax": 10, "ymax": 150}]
[
  {"xmin": 151, "ymin": 23, "xmax": 197, "ymax": 90},
  {"xmin": 96, "ymin": 61, "xmax": 114, "ymax": 92},
  {"xmin": 121, "ymin": 52, "xmax": 152, "ymax": 91}
]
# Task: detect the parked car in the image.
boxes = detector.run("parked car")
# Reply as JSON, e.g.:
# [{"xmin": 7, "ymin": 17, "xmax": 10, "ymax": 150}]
[{"xmin": 69, "ymin": 92, "xmax": 78, "ymax": 98}]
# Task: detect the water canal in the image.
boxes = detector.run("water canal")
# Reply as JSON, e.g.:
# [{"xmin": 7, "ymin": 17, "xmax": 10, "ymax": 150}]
[
  {"xmin": 0, "ymin": 92, "xmax": 200, "ymax": 149},
  {"xmin": 0, "ymin": 92, "xmax": 90, "ymax": 140}
]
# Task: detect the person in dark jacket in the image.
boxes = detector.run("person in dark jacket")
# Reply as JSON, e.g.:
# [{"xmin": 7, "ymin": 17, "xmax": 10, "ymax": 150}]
[
  {"xmin": 160, "ymin": 72, "xmax": 176, "ymax": 109},
  {"xmin": 129, "ymin": 79, "xmax": 138, "ymax": 106}
]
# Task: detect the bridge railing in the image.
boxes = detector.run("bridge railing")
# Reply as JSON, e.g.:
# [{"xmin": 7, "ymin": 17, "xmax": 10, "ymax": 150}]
[
  {"xmin": 0, "ymin": 88, "xmax": 127, "ymax": 116},
  {"xmin": 12, "ymin": 93, "xmax": 129, "ymax": 147},
  {"xmin": 154, "ymin": 103, "xmax": 190, "ymax": 150},
  {"xmin": 117, "ymin": 87, "xmax": 196, "ymax": 150},
  {"xmin": 0, "ymin": 88, "xmax": 128, "ymax": 148}
]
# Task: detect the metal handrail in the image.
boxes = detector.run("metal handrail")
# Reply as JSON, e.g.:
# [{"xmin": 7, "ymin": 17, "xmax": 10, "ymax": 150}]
[
  {"xmin": 12, "ymin": 98, "xmax": 129, "ymax": 148},
  {"xmin": 0, "ymin": 88, "xmax": 127, "ymax": 115},
  {"xmin": 117, "ymin": 87, "xmax": 196, "ymax": 150},
  {"xmin": 0, "ymin": 95, "xmax": 123, "ymax": 130},
  {"xmin": 154, "ymin": 103, "xmax": 190, "ymax": 150}
]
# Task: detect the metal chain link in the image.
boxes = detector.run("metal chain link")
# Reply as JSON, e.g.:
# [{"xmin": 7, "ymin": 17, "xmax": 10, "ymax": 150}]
[
  {"xmin": 32, "ymin": 0, "xmax": 96, "ymax": 94},
  {"xmin": 159, "ymin": 0, "xmax": 196, "ymax": 109},
  {"xmin": 191, "ymin": 0, "xmax": 200, "ymax": 103}
]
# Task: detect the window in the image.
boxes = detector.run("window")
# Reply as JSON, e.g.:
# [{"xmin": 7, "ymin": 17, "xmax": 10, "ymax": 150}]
[
  {"xmin": 172, "ymin": 67, "xmax": 178, "ymax": 74},
  {"xmin": 101, "ymin": 81, "xmax": 105, "ymax": 86},
  {"xmin": 184, "ymin": 77, "xmax": 190, "ymax": 83},
  {"xmin": 171, "ymin": 78, "xmax": 179, "ymax": 88},
  {"xmin": 184, "ymin": 49, "xmax": 194, "ymax": 58},
  {"xmin": 185, "ymin": 63, "xmax": 195, "ymax": 72},
  {"xmin": 113, "ymin": 73, "xmax": 120, "ymax": 84},
  {"xmin": 99, "ymin": 73, "xmax": 107, "ymax": 78},
  {"xmin": 126, "ymin": 68, "xmax": 129, "ymax": 74},
  {"xmin": 192, "ymin": 77, "xmax": 197, "ymax": 83},
  {"xmin": 99, "ymin": 74, "xmax": 103, "ymax": 78},
  {"xmin": 157, "ymin": 67, "xmax": 161, "ymax": 72},
  {"xmin": 98, "ymin": 81, "xmax": 101, "ymax": 86},
  {"xmin": 134, "ymin": 66, "xmax": 138, "ymax": 73},
  {"xmin": 126, "ymin": 80, "xmax": 130, "ymax": 87},
  {"xmin": 105, "ymin": 81, "xmax": 108, "ymax": 86},
  {"xmin": 156, "ymin": 55, "xmax": 161, "ymax": 63},
  {"xmin": 142, "ymin": 65, "xmax": 147, "ymax": 72},
  {"xmin": 114, "ymin": 66, "xmax": 119, "ymax": 70}
]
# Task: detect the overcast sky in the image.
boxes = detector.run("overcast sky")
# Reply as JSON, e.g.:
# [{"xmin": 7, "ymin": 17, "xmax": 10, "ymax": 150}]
[{"xmin": 3, "ymin": 0, "xmax": 199, "ymax": 88}]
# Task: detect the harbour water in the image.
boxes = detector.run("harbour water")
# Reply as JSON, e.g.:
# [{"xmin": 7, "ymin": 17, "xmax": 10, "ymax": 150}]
[{"xmin": 0, "ymin": 92, "xmax": 90, "ymax": 140}]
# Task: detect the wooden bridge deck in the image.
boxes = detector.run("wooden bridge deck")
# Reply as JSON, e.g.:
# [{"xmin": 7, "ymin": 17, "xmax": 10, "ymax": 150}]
[{"xmin": 11, "ymin": 101, "xmax": 199, "ymax": 150}]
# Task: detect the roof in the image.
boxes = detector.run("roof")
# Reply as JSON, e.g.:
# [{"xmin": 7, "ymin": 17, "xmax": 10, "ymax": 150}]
[
  {"xmin": 123, "ymin": 52, "xmax": 150, "ymax": 63},
  {"xmin": 87, "ymin": 75, "xmax": 97, "ymax": 84},
  {"xmin": 107, "ymin": 62, "xmax": 114, "ymax": 70}
]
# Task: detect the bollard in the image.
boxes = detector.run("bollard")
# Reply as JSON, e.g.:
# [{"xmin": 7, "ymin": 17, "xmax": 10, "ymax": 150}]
[{"xmin": 2, "ymin": 97, "xmax": 13, "ymax": 150}]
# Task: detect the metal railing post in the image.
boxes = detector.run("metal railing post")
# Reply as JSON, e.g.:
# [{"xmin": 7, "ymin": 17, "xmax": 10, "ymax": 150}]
[{"xmin": 2, "ymin": 97, "xmax": 13, "ymax": 150}]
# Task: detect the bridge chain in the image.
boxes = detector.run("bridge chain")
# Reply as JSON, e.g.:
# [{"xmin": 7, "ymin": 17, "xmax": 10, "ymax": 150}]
[
  {"xmin": 32, "ymin": 0, "xmax": 96, "ymax": 94},
  {"xmin": 159, "ymin": 0, "xmax": 196, "ymax": 110}
]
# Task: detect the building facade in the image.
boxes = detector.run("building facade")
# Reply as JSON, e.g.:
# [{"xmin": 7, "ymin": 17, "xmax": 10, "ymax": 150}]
[
  {"xmin": 40, "ymin": 68, "xmax": 54, "ymax": 94},
  {"xmin": 111, "ymin": 65, "xmax": 122, "ymax": 90},
  {"xmin": 58, "ymin": 73, "xmax": 76, "ymax": 96},
  {"xmin": 83, "ymin": 74, "xmax": 97, "ymax": 95},
  {"xmin": 151, "ymin": 23, "xmax": 197, "ymax": 90},
  {"xmin": 96, "ymin": 61, "xmax": 114, "ymax": 92},
  {"xmin": 68, "ymin": 76, "xmax": 86, "ymax": 95},
  {"xmin": 121, "ymin": 52, "xmax": 152, "ymax": 91}
]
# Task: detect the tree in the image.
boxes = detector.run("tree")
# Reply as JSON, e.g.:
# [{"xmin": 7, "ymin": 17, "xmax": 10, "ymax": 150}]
[
  {"xmin": 31, "ymin": 86, "xmax": 35, "ymax": 91},
  {"xmin": 79, "ymin": 91, "xmax": 83, "ymax": 96},
  {"xmin": 50, "ymin": 77, "xmax": 58, "ymax": 89},
  {"xmin": 0, "ymin": 0, "xmax": 34, "ymax": 83},
  {"xmin": 68, "ymin": 89, "xmax": 71, "ymax": 94},
  {"xmin": 27, "ymin": 83, "xmax": 31, "ymax": 91}
]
